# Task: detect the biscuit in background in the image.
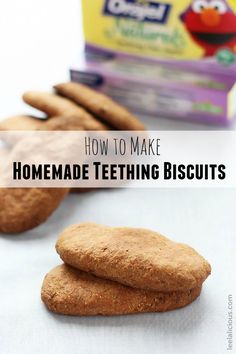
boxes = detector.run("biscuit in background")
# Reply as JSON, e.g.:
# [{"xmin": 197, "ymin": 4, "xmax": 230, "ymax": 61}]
[
  {"xmin": 0, "ymin": 123, "xmax": 85, "ymax": 233},
  {"xmin": 23, "ymin": 91, "xmax": 108, "ymax": 131},
  {"xmin": 0, "ymin": 115, "xmax": 48, "ymax": 146},
  {"xmin": 37, "ymin": 115, "xmax": 103, "ymax": 132},
  {"xmin": 0, "ymin": 187, "xmax": 69, "ymax": 234},
  {"xmin": 0, "ymin": 115, "xmax": 47, "ymax": 132},
  {"xmin": 54, "ymin": 82, "xmax": 146, "ymax": 131}
]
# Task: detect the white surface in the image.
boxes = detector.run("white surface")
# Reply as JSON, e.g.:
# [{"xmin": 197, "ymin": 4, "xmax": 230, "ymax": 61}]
[{"xmin": 0, "ymin": 1, "xmax": 235, "ymax": 354}]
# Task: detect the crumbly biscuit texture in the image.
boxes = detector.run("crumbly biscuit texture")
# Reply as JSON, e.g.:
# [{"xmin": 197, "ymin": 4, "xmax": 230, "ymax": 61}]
[
  {"xmin": 56, "ymin": 223, "xmax": 211, "ymax": 292},
  {"xmin": 0, "ymin": 188, "xmax": 69, "ymax": 233},
  {"xmin": 41, "ymin": 264, "xmax": 202, "ymax": 316},
  {"xmin": 54, "ymin": 82, "xmax": 145, "ymax": 131}
]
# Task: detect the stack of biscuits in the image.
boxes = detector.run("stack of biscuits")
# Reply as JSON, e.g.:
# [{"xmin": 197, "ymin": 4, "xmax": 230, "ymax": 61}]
[
  {"xmin": 41, "ymin": 222, "xmax": 211, "ymax": 316},
  {"xmin": 0, "ymin": 82, "xmax": 145, "ymax": 234}
]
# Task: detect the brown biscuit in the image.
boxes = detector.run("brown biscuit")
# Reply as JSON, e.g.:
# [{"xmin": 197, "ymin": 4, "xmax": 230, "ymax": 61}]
[
  {"xmin": 0, "ymin": 188, "xmax": 69, "ymax": 234},
  {"xmin": 41, "ymin": 264, "xmax": 202, "ymax": 316},
  {"xmin": 0, "ymin": 115, "xmax": 49, "ymax": 146},
  {"xmin": 38, "ymin": 115, "xmax": 98, "ymax": 132},
  {"xmin": 0, "ymin": 116, "xmax": 84, "ymax": 233},
  {"xmin": 23, "ymin": 91, "xmax": 108, "ymax": 131},
  {"xmin": 56, "ymin": 223, "xmax": 211, "ymax": 292},
  {"xmin": 54, "ymin": 82, "xmax": 145, "ymax": 131},
  {"xmin": 0, "ymin": 115, "xmax": 47, "ymax": 131},
  {"xmin": 0, "ymin": 114, "xmax": 105, "ymax": 133},
  {"xmin": 23, "ymin": 91, "xmax": 84, "ymax": 117}
]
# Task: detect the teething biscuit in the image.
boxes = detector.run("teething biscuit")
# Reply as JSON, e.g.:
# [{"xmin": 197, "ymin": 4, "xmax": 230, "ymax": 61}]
[
  {"xmin": 0, "ymin": 115, "xmax": 48, "ymax": 146},
  {"xmin": 23, "ymin": 91, "xmax": 108, "ymax": 131},
  {"xmin": 23, "ymin": 91, "xmax": 83, "ymax": 117},
  {"xmin": 41, "ymin": 264, "xmax": 202, "ymax": 316},
  {"xmin": 0, "ymin": 127, "xmax": 76, "ymax": 233},
  {"xmin": 54, "ymin": 82, "xmax": 145, "ymax": 131},
  {"xmin": 0, "ymin": 188, "xmax": 69, "ymax": 234},
  {"xmin": 56, "ymin": 223, "xmax": 211, "ymax": 292},
  {"xmin": 39, "ymin": 115, "xmax": 101, "ymax": 132},
  {"xmin": 0, "ymin": 115, "xmax": 47, "ymax": 131}
]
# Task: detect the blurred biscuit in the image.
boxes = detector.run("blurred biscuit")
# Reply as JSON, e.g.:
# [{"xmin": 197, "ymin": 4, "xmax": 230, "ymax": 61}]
[
  {"xmin": 38, "ymin": 115, "xmax": 99, "ymax": 132},
  {"xmin": 0, "ymin": 188, "xmax": 69, "ymax": 234},
  {"xmin": 23, "ymin": 91, "xmax": 108, "ymax": 130},
  {"xmin": 0, "ymin": 115, "xmax": 47, "ymax": 131},
  {"xmin": 54, "ymin": 82, "xmax": 145, "ymax": 131},
  {"xmin": 0, "ymin": 115, "xmax": 48, "ymax": 145}
]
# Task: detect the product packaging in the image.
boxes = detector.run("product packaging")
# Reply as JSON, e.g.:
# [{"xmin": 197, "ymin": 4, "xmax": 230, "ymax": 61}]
[{"xmin": 73, "ymin": 0, "xmax": 236, "ymax": 124}]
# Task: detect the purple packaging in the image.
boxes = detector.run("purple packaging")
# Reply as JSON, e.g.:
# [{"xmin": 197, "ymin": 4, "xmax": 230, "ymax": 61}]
[
  {"xmin": 76, "ymin": 0, "xmax": 236, "ymax": 125},
  {"xmin": 71, "ymin": 48, "xmax": 236, "ymax": 125}
]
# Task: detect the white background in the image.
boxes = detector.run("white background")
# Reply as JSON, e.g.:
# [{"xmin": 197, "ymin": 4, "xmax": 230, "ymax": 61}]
[{"xmin": 0, "ymin": 1, "xmax": 235, "ymax": 354}]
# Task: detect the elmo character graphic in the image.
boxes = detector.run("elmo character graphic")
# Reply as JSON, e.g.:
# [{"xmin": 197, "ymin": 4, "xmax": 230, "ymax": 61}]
[{"xmin": 181, "ymin": 0, "xmax": 236, "ymax": 56}]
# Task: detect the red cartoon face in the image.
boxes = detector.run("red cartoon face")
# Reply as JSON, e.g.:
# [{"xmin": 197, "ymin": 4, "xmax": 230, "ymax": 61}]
[{"xmin": 182, "ymin": 0, "xmax": 236, "ymax": 56}]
